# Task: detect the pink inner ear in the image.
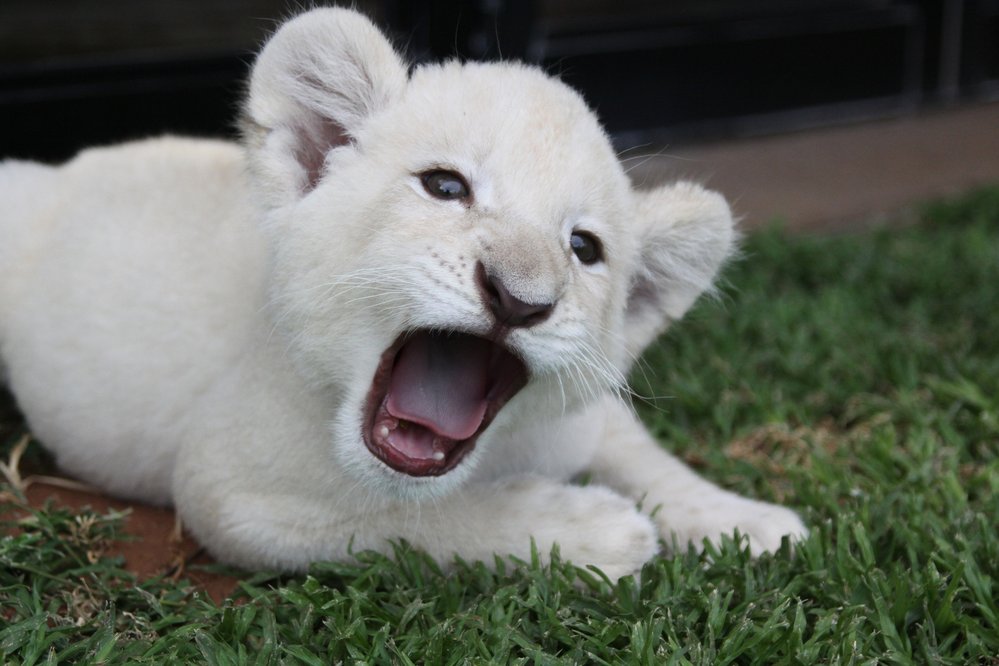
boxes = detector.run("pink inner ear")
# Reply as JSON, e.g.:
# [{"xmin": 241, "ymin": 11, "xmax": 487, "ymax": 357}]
[{"xmin": 295, "ymin": 116, "xmax": 349, "ymax": 192}]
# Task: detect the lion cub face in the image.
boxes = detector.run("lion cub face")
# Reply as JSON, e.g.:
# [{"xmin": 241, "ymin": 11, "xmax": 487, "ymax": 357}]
[{"xmin": 242, "ymin": 9, "xmax": 735, "ymax": 495}]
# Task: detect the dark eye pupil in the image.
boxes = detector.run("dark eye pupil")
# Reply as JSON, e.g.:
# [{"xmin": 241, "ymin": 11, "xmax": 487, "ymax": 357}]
[
  {"xmin": 422, "ymin": 170, "xmax": 470, "ymax": 200},
  {"xmin": 571, "ymin": 232, "xmax": 602, "ymax": 264}
]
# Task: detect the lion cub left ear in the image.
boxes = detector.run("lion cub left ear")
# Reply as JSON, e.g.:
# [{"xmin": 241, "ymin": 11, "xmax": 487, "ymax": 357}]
[
  {"xmin": 621, "ymin": 182, "xmax": 737, "ymax": 360},
  {"xmin": 243, "ymin": 8, "xmax": 408, "ymax": 204}
]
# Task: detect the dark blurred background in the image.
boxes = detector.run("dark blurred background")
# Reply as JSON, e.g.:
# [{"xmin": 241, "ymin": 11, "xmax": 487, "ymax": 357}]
[{"xmin": 1, "ymin": 0, "xmax": 996, "ymax": 162}]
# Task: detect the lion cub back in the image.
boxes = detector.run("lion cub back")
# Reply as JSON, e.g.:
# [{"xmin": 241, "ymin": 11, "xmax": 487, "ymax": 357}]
[{"xmin": 0, "ymin": 137, "xmax": 268, "ymax": 503}]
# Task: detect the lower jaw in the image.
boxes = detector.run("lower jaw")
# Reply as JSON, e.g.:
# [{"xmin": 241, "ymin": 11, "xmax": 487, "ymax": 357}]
[
  {"xmin": 361, "ymin": 361, "xmax": 483, "ymax": 476},
  {"xmin": 363, "ymin": 416, "xmax": 476, "ymax": 477}
]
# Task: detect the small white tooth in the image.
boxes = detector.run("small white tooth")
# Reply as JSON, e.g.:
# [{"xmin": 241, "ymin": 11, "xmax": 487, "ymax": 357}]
[
  {"xmin": 378, "ymin": 425, "xmax": 390, "ymax": 438},
  {"xmin": 432, "ymin": 451, "xmax": 445, "ymax": 461}
]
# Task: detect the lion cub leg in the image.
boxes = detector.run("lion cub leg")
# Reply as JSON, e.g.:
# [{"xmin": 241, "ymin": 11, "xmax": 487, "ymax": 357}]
[
  {"xmin": 179, "ymin": 471, "xmax": 658, "ymax": 579},
  {"xmin": 589, "ymin": 397, "xmax": 808, "ymax": 555}
]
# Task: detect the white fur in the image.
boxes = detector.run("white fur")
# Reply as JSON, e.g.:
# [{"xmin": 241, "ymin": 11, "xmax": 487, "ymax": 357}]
[{"xmin": 0, "ymin": 8, "xmax": 806, "ymax": 574}]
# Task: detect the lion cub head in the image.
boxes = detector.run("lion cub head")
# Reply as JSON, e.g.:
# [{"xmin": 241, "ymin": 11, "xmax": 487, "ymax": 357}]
[{"xmin": 241, "ymin": 8, "xmax": 735, "ymax": 495}]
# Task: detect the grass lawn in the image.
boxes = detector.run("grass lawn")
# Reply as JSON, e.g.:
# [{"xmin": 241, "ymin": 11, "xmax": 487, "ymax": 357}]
[{"xmin": 2, "ymin": 187, "xmax": 997, "ymax": 664}]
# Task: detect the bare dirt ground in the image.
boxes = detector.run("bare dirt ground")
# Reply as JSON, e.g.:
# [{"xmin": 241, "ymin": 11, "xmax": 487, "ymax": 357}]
[
  {"xmin": 630, "ymin": 102, "xmax": 999, "ymax": 232},
  {"xmin": 5, "ymin": 101, "xmax": 999, "ymax": 601},
  {"xmin": 21, "ymin": 483, "xmax": 241, "ymax": 603}
]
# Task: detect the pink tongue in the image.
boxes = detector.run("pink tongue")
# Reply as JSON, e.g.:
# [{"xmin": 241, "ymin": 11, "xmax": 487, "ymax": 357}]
[{"xmin": 385, "ymin": 332, "xmax": 491, "ymax": 441}]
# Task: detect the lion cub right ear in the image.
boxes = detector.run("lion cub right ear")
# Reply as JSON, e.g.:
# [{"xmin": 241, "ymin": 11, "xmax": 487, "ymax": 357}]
[
  {"xmin": 243, "ymin": 8, "xmax": 408, "ymax": 204},
  {"xmin": 621, "ymin": 182, "xmax": 738, "ymax": 362}
]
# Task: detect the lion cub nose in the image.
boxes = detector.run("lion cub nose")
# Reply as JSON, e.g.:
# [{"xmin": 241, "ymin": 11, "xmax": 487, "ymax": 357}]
[{"xmin": 476, "ymin": 262, "xmax": 554, "ymax": 328}]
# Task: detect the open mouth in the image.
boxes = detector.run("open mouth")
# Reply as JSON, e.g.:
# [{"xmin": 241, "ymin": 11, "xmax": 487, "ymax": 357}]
[{"xmin": 362, "ymin": 329, "xmax": 528, "ymax": 476}]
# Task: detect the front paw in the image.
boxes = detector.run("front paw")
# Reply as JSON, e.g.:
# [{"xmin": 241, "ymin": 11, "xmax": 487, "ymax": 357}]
[
  {"xmin": 656, "ymin": 492, "xmax": 808, "ymax": 556},
  {"xmin": 499, "ymin": 479, "xmax": 659, "ymax": 580}
]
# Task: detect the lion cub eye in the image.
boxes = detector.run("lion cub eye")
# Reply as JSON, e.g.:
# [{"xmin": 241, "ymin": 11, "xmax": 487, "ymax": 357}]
[
  {"xmin": 570, "ymin": 231, "xmax": 603, "ymax": 265},
  {"xmin": 420, "ymin": 170, "xmax": 471, "ymax": 202}
]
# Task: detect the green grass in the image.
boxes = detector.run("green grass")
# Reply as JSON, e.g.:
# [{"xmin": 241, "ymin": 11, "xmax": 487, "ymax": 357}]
[{"xmin": 2, "ymin": 187, "xmax": 998, "ymax": 664}]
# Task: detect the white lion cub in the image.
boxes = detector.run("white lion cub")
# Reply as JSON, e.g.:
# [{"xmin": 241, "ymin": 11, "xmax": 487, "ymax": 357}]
[{"xmin": 0, "ymin": 8, "xmax": 806, "ymax": 576}]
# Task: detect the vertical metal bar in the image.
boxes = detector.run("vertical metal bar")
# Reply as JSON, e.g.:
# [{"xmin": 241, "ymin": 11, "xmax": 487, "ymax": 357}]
[{"xmin": 938, "ymin": 0, "xmax": 965, "ymax": 102}]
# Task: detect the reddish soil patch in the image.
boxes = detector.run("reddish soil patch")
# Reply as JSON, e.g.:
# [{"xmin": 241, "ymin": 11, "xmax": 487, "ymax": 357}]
[{"xmin": 19, "ymin": 482, "xmax": 241, "ymax": 603}]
